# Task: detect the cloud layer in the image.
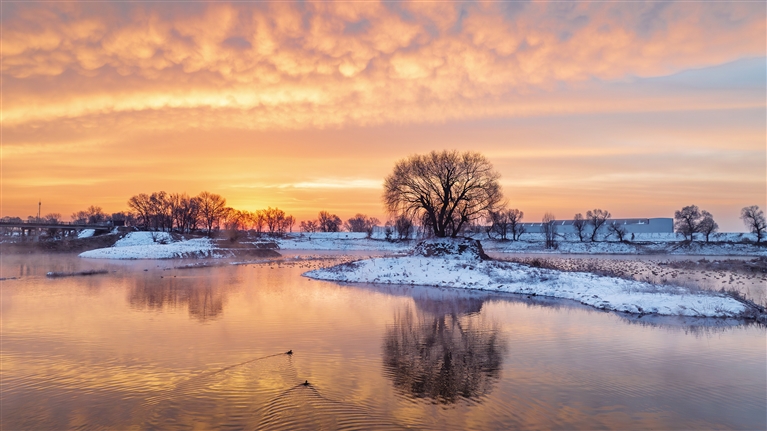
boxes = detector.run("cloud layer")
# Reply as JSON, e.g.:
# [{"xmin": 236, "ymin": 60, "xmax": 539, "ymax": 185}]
[{"xmin": 3, "ymin": 1, "xmax": 764, "ymax": 128}]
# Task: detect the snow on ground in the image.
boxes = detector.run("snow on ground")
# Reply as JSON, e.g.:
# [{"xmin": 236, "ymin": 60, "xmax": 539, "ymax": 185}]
[
  {"xmin": 275, "ymin": 232, "xmax": 409, "ymax": 252},
  {"xmin": 77, "ymin": 229, "xmax": 95, "ymax": 239},
  {"xmin": 113, "ymin": 231, "xmax": 172, "ymax": 247},
  {"xmin": 304, "ymin": 252, "xmax": 750, "ymax": 319},
  {"xmin": 80, "ymin": 232, "xmax": 218, "ymax": 259},
  {"xmin": 271, "ymin": 231, "xmax": 765, "ymax": 256}
]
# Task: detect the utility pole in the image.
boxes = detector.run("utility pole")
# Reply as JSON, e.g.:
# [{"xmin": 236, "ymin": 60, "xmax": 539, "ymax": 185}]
[{"xmin": 38, "ymin": 200, "xmax": 41, "ymax": 222}]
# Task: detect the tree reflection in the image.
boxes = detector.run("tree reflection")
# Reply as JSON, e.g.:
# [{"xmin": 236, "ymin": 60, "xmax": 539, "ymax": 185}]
[
  {"xmin": 128, "ymin": 277, "xmax": 226, "ymax": 322},
  {"xmin": 382, "ymin": 296, "xmax": 506, "ymax": 404}
]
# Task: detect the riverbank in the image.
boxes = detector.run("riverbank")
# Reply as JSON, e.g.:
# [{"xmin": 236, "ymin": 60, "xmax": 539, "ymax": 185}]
[
  {"xmin": 78, "ymin": 232, "xmax": 280, "ymax": 260},
  {"xmin": 304, "ymin": 238, "xmax": 764, "ymax": 321}
]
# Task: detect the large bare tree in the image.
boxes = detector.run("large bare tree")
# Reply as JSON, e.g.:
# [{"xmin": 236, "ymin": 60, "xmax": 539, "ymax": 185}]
[
  {"xmin": 741, "ymin": 205, "xmax": 766, "ymax": 244},
  {"xmin": 384, "ymin": 150, "xmax": 503, "ymax": 238}
]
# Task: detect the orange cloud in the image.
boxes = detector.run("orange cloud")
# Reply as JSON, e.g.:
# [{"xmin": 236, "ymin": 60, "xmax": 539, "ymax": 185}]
[{"xmin": 2, "ymin": 1, "xmax": 764, "ymax": 129}]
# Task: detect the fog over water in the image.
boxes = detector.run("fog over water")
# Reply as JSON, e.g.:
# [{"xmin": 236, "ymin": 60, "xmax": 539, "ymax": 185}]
[{"xmin": 1, "ymin": 253, "xmax": 765, "ymax": 430}]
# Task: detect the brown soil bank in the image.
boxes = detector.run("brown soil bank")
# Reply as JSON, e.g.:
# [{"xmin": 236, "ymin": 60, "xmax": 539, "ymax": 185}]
[{"xmin": 0, "ymin": 233, "xmax": 122, "ymax": 254}]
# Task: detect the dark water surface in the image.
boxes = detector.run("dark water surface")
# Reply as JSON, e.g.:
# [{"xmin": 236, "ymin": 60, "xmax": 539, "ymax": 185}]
[{"xmin": 2, "ymin": 254, "xmax": 765, "ymax": 430}]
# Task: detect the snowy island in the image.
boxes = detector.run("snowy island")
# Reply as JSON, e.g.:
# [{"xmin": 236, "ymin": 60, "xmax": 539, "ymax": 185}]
[{"xmin": 304, "ymin": 238, "xmax": 759, "ymax": 320}]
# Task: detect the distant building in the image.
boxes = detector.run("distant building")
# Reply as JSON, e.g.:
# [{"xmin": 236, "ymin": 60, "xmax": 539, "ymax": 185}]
[{"xmin": 521, "ymin": 218, "xmax": 673, "ymax": 234}]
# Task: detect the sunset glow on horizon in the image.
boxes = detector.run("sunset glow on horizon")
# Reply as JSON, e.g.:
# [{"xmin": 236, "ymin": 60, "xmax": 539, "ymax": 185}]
[{"xmin": 2, "ymin": 1, "xmax": 765, "ymax": 231}]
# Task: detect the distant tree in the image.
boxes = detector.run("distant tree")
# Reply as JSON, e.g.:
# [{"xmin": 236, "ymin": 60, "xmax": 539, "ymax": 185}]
[
  {"xmin": 572, "ymin": 213, "xmax": 587, "ymax": 242},
  {"xmin": 607, "ymin": 221, "xmax": 628, "ymax": 242},
  {"xmin": 283, "ymin": 215, "xmax": 295, "ymax": 233},
  {"xmin": 383, "ymin": 150, "xmax": 503, "ymax": 238},
  {"xmin": 318, "ymin": 211, "xmax": 342, "ymax": 232},
  {"xmin": 345, "ymin": 214, "xmax": 380, "ymax": 237},
  {"xmin": 148, "ymin": 192, "xmax": 172, "ymax": 231},
  {"xmin": 300, "ymin": 220, "xmax": 319, "ymax": 233},
  {"xmin": 222, "ymin": 208, "xmax": 246, "ymax": 241},
  {"xmin": 383, "ymin": 221, "xmax": 394, "ymax": 241},
  {"xmin": 674, "ymin": 205, "xmax": 702, "ymax": 242},
  {"xmin": 197, "ymin": 191, "xmax": 227, "ymax": 235},
  {"xmin": 264, "ymin": 207, "xmax": 285, "ymax": 234},
  {"xmin": 506, "ymin": 209, "xmax": 525, "ymax": 241},
  {"xmin": 698, "ymin": 211, "xmax": 718, "ymax": 243},
  {"xmin": 253, "ymin": 210, "xmax": 266, "ymax": 235},
  {"xmin": 487, "ymin": 208, "xmax": 523, "ymax": 241},
  {"xmin": 71, "ymin": 206, "xmax": 108, "ymax": 225},
  {"xmin": 542, "ymin": 213, "xmax": 558, "ymax": 249},
  {"xmin": 586, "ymin": 209, "xmax": 611, "ymax": 242},
  {"xmin": 170, "ymin": 193, "xmax": 199, "ymax": 233},
  {"xmin": 43, "ymin": 213, "xmax": 62, "ymax": 224},
  {"xmin": 741, "ymin": 205, "xmax": 766, "ymax": 244},
  {"xmin": 487, "ymin": 210, "xmax": 510, "ymax": 240},
  {"xmin": 394, "ymin": 214, "xmax": 414, "ymax": 240},
  {"xmin": 128, "ymin": 193, "xmax": 153, "ymax": 229}
]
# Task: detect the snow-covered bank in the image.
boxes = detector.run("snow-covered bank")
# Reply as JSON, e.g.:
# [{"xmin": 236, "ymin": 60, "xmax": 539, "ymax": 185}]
[
  {"xmin": 481, "ymin": 237, "xmax": 766, "ymax": 256},
  {"xmin": 304, "ymin": 239, "xmax": 754, "ymax": 319},
  {"xmin": 80, "ymin": 232, "xmax": 218, "ymax": 259},
  {"xmin": 269, "ymin": 231, "xmax": 765, "ymax": 256},
  {"xmin": 274, "ymin": 232, "xmax": 409, "ymax": 252}
]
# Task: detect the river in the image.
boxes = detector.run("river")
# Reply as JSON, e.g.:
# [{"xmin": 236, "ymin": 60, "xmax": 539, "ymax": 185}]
[{"xmin": 1, "ymin": 253, "xmax": 765, "ymax": 430}]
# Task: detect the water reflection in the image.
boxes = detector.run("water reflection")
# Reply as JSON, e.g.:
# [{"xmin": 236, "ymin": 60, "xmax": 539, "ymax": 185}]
[
  {"xmin": 382, "ymin": 293, "xmax": 506, "ymax": 404},
  {"xmin": 128, "ymin": 276, "xmax": 226, "ymax": 322}
]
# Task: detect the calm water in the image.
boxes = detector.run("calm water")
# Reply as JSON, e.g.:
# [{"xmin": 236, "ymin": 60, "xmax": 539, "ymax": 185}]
[{"xmin": 2, "ymin": 253, "xmax": 765, "ymax": 430}]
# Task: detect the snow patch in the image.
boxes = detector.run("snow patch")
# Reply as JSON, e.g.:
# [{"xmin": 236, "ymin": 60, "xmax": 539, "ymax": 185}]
[
  {"xmin": 304, "ymin": 256, "xmax": 749, "ymax": 319},
  {"xmin": 80, "ymin": 232, "xmax": 216, "ymax": 259},
  {"xmin": 113, "ymin": 232, "xmax": 173, "ymax": 247},
  {"xmin": 77, "ymin": 229, "xmax": 95, "ymax": 239}
]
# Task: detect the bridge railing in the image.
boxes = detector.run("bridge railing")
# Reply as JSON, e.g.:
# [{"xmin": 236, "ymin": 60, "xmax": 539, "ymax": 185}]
[{"xmin": 0, "ymin": 220, "xmax": 113, "ymax": 229}]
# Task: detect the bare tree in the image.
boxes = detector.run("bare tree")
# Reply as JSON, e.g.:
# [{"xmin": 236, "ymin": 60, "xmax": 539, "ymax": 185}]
[
  {"xmin": 345, "ymin": 214, "xmax": 380, "ymax": 237},
  {"xmin": 394, "ymin": 214, "xmax": 414, "ymax": 240},
  {"xmin": 44, "ymin": 213, "xmax": 62, "ymax": 223},
  {"xmin": 384, "ymin": 150, "xmax": 503, "ymax": 238},
  {"xmin": 698, "ymin": 211, "xmax": 718, "ymax": 243},
  {"xmin": 71, "ymin": 206, "xmax": 109, "ymax": 225},
  {"xmin": 128, "ymin": 193, "xmax": 153, "ymax": 229},
  {"xmin": 674, "ymin": 205, "xmax": 701, "ymax": 242},
  {"xmin": 486, "ymin": 210, "xmax": 510, "ymax": 240},
  {"xmin": 318, "ymin": 211, "xmax": 342, "ymax": 232},
  {"xmin": 506, "ymin": 209, "xmax": 525, "ymax": 241},
  {"xmin": 197, "ymin": 191, "xmax": 227, "ymax": 235},
  {"xmin": 222, "ymin": 208, "xmax": 246, "ymax": 241},
  {"xmin": 253, "ymin": 210, "xmax": 265, "ymax": 235},
  {"xmin": 300, "ymin": 220, "xmax": 318, "ymax": 233},
  {"xmin": 283, "ymin": 215, "xmax": 295, "ymax": 233},
  {"xmin": 607, "ymin": 221, "xmax": 628, "ymax": 242},
  {"xmin": 149, "ymin": 192, "xmax": 173, "ymax": 231},
  {"xmin": 741, "ymin": 205, "xmax": 766, "ymax": 244},
  {"xmin": 586, "ymin": 209, "xmax": 611, "ymax": 242},
  {"xmin": 572, "ymin": 213, "xmax": 587, "ymax": 242},
  {"xmin": 263, "ymin": 207, "xmax": 285, "ymax": 234},
  {"xmin": 542, "ymin": 212, "xmax": 558, "ymax": 249}
]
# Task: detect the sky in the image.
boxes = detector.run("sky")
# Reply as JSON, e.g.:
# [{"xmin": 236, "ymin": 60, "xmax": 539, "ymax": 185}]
[{"xmin": 1, "ymin": 0, "xmax": 765, "ymax": 231}]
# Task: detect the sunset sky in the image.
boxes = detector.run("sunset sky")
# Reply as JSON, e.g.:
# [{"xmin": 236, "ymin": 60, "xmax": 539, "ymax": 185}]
[{"xmin": 1, "ymin": 1, "xmax": 765, "ymax": 231}]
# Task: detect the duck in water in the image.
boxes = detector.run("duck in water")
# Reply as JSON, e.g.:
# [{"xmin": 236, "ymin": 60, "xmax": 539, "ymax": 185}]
[{"xmin": 286, "ymin": 350, "xmax": 293, "ymax": 355}]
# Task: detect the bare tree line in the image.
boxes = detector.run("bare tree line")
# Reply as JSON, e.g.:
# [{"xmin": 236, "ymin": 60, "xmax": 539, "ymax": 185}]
[{"xmin": 123, "ymin": 191, "xmax": 295, "ymax": 237}]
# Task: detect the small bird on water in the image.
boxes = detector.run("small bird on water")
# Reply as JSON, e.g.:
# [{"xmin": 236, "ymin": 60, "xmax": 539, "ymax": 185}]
[
  {"xmin": 302, "ymin": 380, "xmax": 310, "ymax": 386},
  {"xmin": 286, "ymin": 350, "xmax": 293, "ymax": 355}
]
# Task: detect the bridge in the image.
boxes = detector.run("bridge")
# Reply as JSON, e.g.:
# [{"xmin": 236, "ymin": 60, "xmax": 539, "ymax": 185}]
[{"xmin": 0, "ymin": 220, "xmax": 113, "ymax": 241}]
